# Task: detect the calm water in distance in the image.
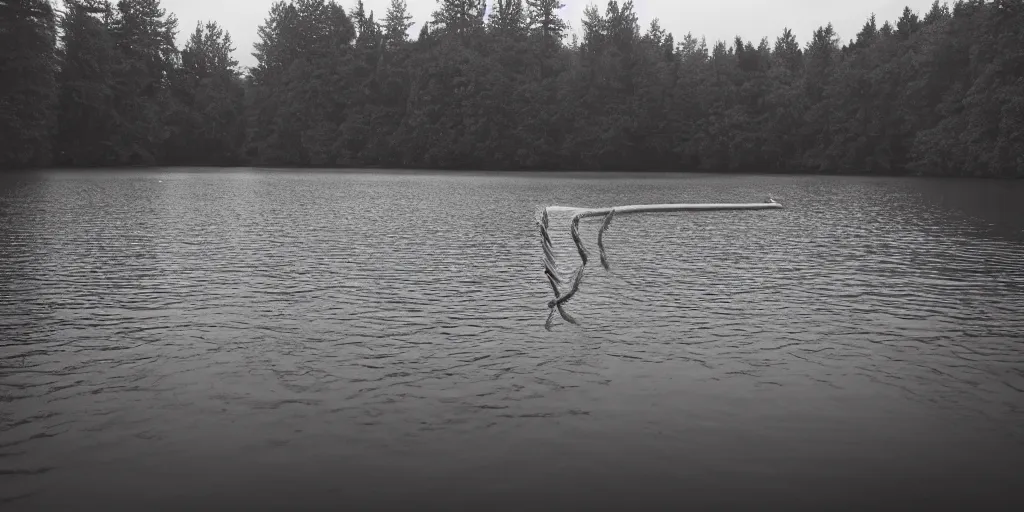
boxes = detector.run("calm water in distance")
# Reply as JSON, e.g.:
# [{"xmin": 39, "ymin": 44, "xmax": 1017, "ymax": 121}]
[{"xmin": 1, "ymin": 169, "xmax": 1023, "ymax": 510}]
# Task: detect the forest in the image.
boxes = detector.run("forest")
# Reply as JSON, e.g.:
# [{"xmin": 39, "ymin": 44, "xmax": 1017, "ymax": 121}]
[{"xmin": 1, "ymin": 0, "xmax": 1022, "ymax": 177}]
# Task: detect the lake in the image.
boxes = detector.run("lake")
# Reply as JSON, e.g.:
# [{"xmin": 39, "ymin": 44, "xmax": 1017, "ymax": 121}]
[{"xmin": 1, "ymin": 169, "xmax": 1023, "ymax": 510}]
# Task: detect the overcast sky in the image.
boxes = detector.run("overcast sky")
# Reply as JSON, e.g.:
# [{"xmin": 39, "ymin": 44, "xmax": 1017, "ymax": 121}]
[{"xmin": 160, "ymin": 0, "xmax": 940, "ymax": 69}]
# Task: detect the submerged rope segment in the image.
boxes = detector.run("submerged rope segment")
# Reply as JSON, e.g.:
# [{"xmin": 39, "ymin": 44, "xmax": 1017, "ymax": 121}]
[{"xmin": 538, "ymin": 199, "xmax": 783, "ymax": 327}]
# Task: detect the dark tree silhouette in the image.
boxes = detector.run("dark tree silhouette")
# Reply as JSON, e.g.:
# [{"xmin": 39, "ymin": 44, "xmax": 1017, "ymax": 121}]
[
  {"xmin": 2, "ymin": 0, "xmax": 1020, "ymax": 177},
  {"xmin": 1, "ymin": 0, "xmax": 58, "ymax": 168}
]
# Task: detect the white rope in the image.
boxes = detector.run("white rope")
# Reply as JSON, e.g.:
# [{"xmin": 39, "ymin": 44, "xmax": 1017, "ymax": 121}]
[{"xmin": 539, "ymin": 198, "xmax": 783, "ymax": 326}]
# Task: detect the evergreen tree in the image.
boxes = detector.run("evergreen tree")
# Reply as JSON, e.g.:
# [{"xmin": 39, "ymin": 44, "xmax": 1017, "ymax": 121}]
[
  {"xmin": 897, "ymin": 6, "xmax": 921, "ymax": 38},
  {"xmin": 164, "ymin": 21, "xmax": 244, "ymax": 164},
  {"xmin": 0, "ymin": 0, "xmax": 58, "ymax": 168},
  {"xmin": 246, "ymin": 0, "xmax": 355, "ymax": 165},
  {"xmin": 489, "ymin": 0, "xmax": 527, "ymax": 39},
  {"xmin": 353, "ymin": 0, "xmax": 382, "ymax": 48},
  {"xmin": 54, "ymin": 0, "xmax": 120, "ymax": 166},
  {"xmin": 923, "ymin": 1, "xmax": 952, "ymax": 24},
  {"xmin": 526, "ymin": 0, "xmax": 567, "ymax": 45},
  {"xmin": 431, "ymin": 0, "xmax": 486, "ymax": 38},
  {"xmin": 383, "ymin": 0, "xmax": 415, "ymax": 49},
  {"xmin": 108, "ymin": 0, "xmax": 180, "ymax": 164},
  {"xmin": 3, "ymin": 0, "xmax": 1020, "ymax": 177}
]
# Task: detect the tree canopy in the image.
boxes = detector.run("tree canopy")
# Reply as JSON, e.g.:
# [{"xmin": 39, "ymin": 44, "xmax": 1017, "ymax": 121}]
[{"xmin": 1, "ymin": 0, "xmax": 1020, "ymax": 177}]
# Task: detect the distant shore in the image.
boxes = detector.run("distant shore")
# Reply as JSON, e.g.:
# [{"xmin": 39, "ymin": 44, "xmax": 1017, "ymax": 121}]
[
  {"xmin": 5, "ymin": 1, "xmax": 1021, "ymax": 179},
  {"xmin": 5, "ymin": 166, "xmax": 1021, "ymax": 181}
]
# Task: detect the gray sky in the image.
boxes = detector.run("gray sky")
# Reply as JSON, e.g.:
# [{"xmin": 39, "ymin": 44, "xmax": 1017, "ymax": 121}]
[{"xmin": 161, "ymin": 0, "xmax": 940, "ymax": 69}]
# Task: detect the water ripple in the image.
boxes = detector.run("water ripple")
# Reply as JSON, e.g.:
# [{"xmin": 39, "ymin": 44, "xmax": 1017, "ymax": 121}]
[{"xmin": 1, "ymin": 171, "xmax": 1023, "ymax": 509}]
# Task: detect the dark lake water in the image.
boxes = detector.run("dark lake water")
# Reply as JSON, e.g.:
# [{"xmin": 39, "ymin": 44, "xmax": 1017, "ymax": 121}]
[{"xmin": 2, "ymin": 169, "xmax": 1023, "ymax": 510}]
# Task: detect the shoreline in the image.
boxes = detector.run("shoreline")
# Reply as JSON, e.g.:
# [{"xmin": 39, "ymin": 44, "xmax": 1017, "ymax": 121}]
[{"xmin": 2, "ymin": 166, "xmax": 1020, "ymax": 181}]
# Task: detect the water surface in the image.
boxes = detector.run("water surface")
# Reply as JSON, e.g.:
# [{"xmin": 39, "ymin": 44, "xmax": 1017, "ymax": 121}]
[{"xmin": 2, "ymin": 169, "xmax": 1023, "ymax": 510}]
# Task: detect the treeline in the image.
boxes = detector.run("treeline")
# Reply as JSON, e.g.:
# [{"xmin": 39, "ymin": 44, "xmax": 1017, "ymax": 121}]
[{"xmin": 2, "ymin": 0, "xmax": 1022, "ymax": 176}]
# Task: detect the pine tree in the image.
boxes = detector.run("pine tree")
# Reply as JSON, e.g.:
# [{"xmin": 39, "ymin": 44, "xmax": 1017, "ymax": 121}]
[
  {"xmin": 923, "ymin": 1, "xmax": 952, "ymax": 24},
  {"xmin": 54, "ymin": 0, "xmax": 119, "ymax": 166},
  {"xmin": 852, "ymin": 14, "xmax": 878, "ymax": 50},
  {"xmin": 0, "ymin": 0, "xmax": 58, "ymax": 168},
  {"xmin": 246, "ymin": 0, "xmax": 355, "ymax": 165},
  {"xmin": 526, "ymin": 0, "xmax": 567, "ymax": 45},
  {"xmin": 383, "ymin": 0, "xmax": 414, "ymax": 49},
  {"xmin": 489, "ymin": 0, "xmax": 526, "ymax": 39},
  {"xmin": 165, "ymin": 21, "xmax": 244, "ymax": 164},
  {"xmin": 431, "ymin": 0, "xmax": 485, "ymax": 38},
  {"xmin": 897, "ymin": 6, "xmax": 921, "ymax": 38},
  {"xmin": 108, "ymin": 0, "xmax": 180, "ymax": 163},
  {"xmin": 353, "ymin": 0, "xmax": 381, "ymax": 48},
  {"xmin": 10, "ymin": 0, "xmax": 1019, "ymax": 177}
]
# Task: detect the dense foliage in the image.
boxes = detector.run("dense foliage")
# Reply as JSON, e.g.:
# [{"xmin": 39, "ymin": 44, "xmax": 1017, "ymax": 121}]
[{"xmin": 1, "ymin": 0, "xmax": 1021, "ymax": 176}]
